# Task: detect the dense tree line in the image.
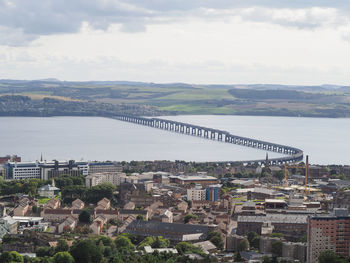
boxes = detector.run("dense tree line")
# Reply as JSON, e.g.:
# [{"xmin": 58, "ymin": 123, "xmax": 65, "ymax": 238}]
[
  {"xmin": 0, "ymin": 235, "xmax": 214, "ymax": 263},
  {"xmin": 0, "ymin": 95, "xmax": 166, "ymax": 117}
]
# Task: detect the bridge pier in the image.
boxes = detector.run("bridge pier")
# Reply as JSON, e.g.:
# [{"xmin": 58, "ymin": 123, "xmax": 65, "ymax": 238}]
[
  {"xmin": 218, "ymin": 133, "xmax": 223, "ymax": 141},
  {"xmin": 191, "ymin": 128, "xmax": 196, "ymax": 135}
]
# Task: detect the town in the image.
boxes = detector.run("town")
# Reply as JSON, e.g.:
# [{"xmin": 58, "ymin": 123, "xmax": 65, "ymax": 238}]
[{"xmin": 0, "ymin": 155, "xmax": 349, "ymax": 263}]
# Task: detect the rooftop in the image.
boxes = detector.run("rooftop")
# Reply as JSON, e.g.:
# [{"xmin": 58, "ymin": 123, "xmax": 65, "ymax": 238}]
[{"xmin": 238, "ymin": 214, "xmax": 308, "ymax": 224}]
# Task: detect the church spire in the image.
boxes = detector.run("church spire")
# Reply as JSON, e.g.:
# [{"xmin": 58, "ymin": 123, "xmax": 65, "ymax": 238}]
[{"xmin": 265, "ymin": 153, "xmax": 269, "ymax": 167}]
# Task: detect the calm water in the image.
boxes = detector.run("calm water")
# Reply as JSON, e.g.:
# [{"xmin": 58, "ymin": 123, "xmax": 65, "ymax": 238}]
[{"xmin": 1, "ymin": 116, "xmax": 349, "ymax": 164}]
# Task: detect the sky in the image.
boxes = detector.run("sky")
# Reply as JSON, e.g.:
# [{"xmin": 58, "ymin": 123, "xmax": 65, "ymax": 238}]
[{"xmin": 0, "ymin": 0, "xmax": 350, "ymax": 85}]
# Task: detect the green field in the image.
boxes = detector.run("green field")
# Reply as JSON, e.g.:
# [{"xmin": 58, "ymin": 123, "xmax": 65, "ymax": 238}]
[{"xmin": 1, "ymin": 80, "xmax": 350, "ymax": 117}]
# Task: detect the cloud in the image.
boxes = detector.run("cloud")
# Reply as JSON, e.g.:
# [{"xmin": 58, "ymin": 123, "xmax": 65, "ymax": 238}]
[{"xmin": 0, "ymin": 0, "xmax": 349, "ymax": 46}]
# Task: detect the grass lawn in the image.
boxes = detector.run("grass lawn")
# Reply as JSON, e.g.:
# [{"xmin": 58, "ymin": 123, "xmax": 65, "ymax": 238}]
[{"xmin": 37, "ymin": 197, "xmax": 51, "ymax": 204}]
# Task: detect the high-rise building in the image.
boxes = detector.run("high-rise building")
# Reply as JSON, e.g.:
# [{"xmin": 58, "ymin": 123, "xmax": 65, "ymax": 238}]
[
  {"xmin": 187, "ymin": 185, "xmax": 206, "ymax": 201},
  {"xmin": 307, "ymin": 209, "xmax": 350, "ymax": 263},
  {"xmin": 206, "ymin": 184, "xmax": 220, "ymax": 201}
]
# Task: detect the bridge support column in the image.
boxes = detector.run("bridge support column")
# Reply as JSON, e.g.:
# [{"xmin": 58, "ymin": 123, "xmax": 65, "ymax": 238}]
[
  {"xmin": 218, "ymin": 133, "xmax": 222, "ymax": 141},
  {"xmin": 180, "ymin": 125, "xmax": 184, "ymax": 133},
  {"xmin": 197, "ymin": 129, "xmax": 202, "ymax": 136},
  {"xmin": 192, "ymin": 128, "xmax": 196, "ymax": 135},
  {"xmin": 211, "ymin": 132, "xmax": 215, "ymax": 140},
  {"xmin": 204, "ymin": 130, "xmax": 209, "ymax": 138}
]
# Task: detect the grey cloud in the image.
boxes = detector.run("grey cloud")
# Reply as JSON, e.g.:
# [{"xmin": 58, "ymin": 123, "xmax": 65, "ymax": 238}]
[{"xmin": 0, "ymin": 0, "xmax": 349, "ymax": 46}]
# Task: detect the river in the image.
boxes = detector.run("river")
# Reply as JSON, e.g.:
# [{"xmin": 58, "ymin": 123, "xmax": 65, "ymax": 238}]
[{"xmin": 1, "ymin": 115, "xmax": 349, "ymax": 164}]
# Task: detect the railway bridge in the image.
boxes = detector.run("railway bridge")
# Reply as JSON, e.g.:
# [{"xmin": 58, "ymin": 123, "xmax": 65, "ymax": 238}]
[{"xmin": 111, "ymin": 115, "xmax": 303, "ymax": 165}]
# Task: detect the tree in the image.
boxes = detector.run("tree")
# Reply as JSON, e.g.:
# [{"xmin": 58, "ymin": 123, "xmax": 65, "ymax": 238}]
[
  {"xmin": 78, "ymin": 210, "xmax": 91, "ymax": 223},
  {"xmin": 70, "ymin": 239, "xmax": 103, "ymax": 263},
  {"xmin": 298, "ymin": 234, "xmax": 307, "ymax": 243},
  {"xmin": 238, "ymin": 239, "xmax": 249, "ymax": 252},
  {"xmin": 86, "ymin": 183, "xmax": 115, "ymax": 204},
  {"xmin": 247, "ymin": 231, "xmax": 260, "ymax": 249},
  {"xmin": 175, "ymin": 242, "xmax": 203, "ymax": 255},
  {"xmin": 234, "ymin": 252, "xmax": 243, "ymax": 262},
  {"xmin": 114, "ymin": 236, "xmax": 135, "ymax": 252},
  {"xmin": 36, "ymin": 246, "xmax": 55, "ymax": 257},
  {"xmin": 53, "ymin": 252, "xmax": 75, "ymax": 263},
  {"xmin": 55, "ymin": 239, "xmax": 69, "ymax": 253},
  {"xmin": 207, "ymin": 232, "xmax": 224, "ymax": 250},
  {"xmin": 0, "ymin": 251, "xmax": 14, "ymax": 263},
  {"xmin": 138, "ymin": 236, "xmax": 170, "ymax": 249},
  {"xmin": 318, "ymin": 250, "xmax": 345, "ymax": 263},
  {"xmin": 184, "ymin": 214, "xmax": 199, "ymax": 223},
  {"xmin": 136, "ymin": 214, "xmax": 144, "ymax": 220},
  {"xmin": 32, "ymin": 205, "xmax": 38, "ymax": 214},
  {"xmin": 9, "ymin": 251, "xmax": 23, "ymax": 263},
  {"xmin": 271, "ymin": 240, "xmax": 283, "ymax": 257}
]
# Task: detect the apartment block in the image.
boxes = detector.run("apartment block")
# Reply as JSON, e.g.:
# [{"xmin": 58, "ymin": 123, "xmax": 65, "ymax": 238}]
[{"xmin": 307, "ymin": 209, "xmax": 350, "ymax": 263}]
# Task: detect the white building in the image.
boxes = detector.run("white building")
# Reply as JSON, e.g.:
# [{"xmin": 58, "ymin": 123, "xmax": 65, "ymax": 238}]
[
  {"xmin": 187, "ymin": 185, "xmax": 206, "ymax": 201},
  {"xmin": 38, "ymin": 184, "xmax": 60, "ymax": 198},
  {"xmin": 4, "ymin": 160, "xmax": 88, "ymax": 180},
  {"xmin": 4, "ymin": 162, "xmax": 41, "ymax": 180},
  {"xmin": 85, "ymin": 172, "xmax": 127, "ymax": 187}
]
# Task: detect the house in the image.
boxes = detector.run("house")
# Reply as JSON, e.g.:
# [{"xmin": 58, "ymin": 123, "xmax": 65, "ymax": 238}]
[
  {"xmin": 41, "ymin": 209, "xmax": 73, "ymax": 223},
  {"xmin": 14, "ymin": 198, "xmax": 30, "ymax": 216},
  {"xmin": 37, "ymin": 184, "xmax": 60, "ymax": 198},
  {"xmin": 94, "ymin": 215, "xmax": 108, "ymax": 226},
  {"xmin": 43, "ymin": 198, "xmax": 61, "ymax": 210},
  {"xmin": 193, "ymin": 240, "xmax": 217, "ymax": 254},
  {"xmin": 119, "ymin": 210, "xmax": 149, "ymax": 221},
  {"xmin": 90, "ymin": 221, "xmax": 103, "ymax": 235},
  {"xmin": 96, "ymin": 198, "xmax": 110, "ymax": 210},
  {"xmin": 123, "ymin": 202, "xmax": 135, "ymax": 210},
  {"xmin": 0, "ymin": 216, "xmax": 18, "ymax": 238},
  {"xmin": 151, "ymin": 209, "xmax": 173, "ymax": 223},
  {"xmin": 177, "ymin": 201, "xmax": 188, "ymax": 213},
  {"xmin": 57, "ymin": 216, "xmax": 77, "ymax": 233},
  {"xmin": 95, "ymin": 209, "xmax": 119, "ymax": 221},
  {"xmin": 72, "ymin": 199, "xmax": 85, "ymax": 210}
]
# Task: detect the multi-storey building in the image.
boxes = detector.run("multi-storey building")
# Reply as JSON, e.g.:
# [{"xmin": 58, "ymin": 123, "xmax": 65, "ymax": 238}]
[
  {"xmin": 206, "ymin": 184, "xmax": 220, "ymax": 202},
  {"xmin": 4, "ymin": 162, "xmax": 41, "ymax": 180},
  {"xmin": 41, "ymin": 160, "xmax": 88, "ymax": 179},
  {"xmin": 4, "ymin": 160, "xmax": 88, "ymax": 180},
  {"xmin": 85, "ymin": 172, "xmax": 127, "ymax": 187},
  {"xmin": 237, "ymin": 214, "xmax": 308, "ymax": 241},
  {"xmin": 307, "ymin": 209, "xmax": 350, "ymax": 263},
  {"xmin": 187, "ymin": 186, "xmax": 206, "ymax": 201},
  {"xmin": 169, "ymin": 174, "xmax": 219, "ymax": 186},
  {"xmin": 88, "ymin": 162, "xmax": 122, "ymax": 174}
]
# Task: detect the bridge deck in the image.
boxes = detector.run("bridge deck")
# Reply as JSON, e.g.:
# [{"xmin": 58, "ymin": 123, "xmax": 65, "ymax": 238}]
[{"xmin": 111, "ymin": 115, "xmax": 303, "ymax": 164}]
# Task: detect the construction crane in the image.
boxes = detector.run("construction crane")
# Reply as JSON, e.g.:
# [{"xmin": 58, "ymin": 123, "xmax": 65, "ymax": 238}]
[{"xmin": 283, "ymin": 155, "xmax": 309, "ymax": 197}]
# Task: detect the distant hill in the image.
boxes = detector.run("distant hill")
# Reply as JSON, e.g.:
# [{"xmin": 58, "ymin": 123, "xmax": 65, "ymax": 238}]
[{"xmin": 0, "ymin": 79, "xmax": 350, "ymax": 117}]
